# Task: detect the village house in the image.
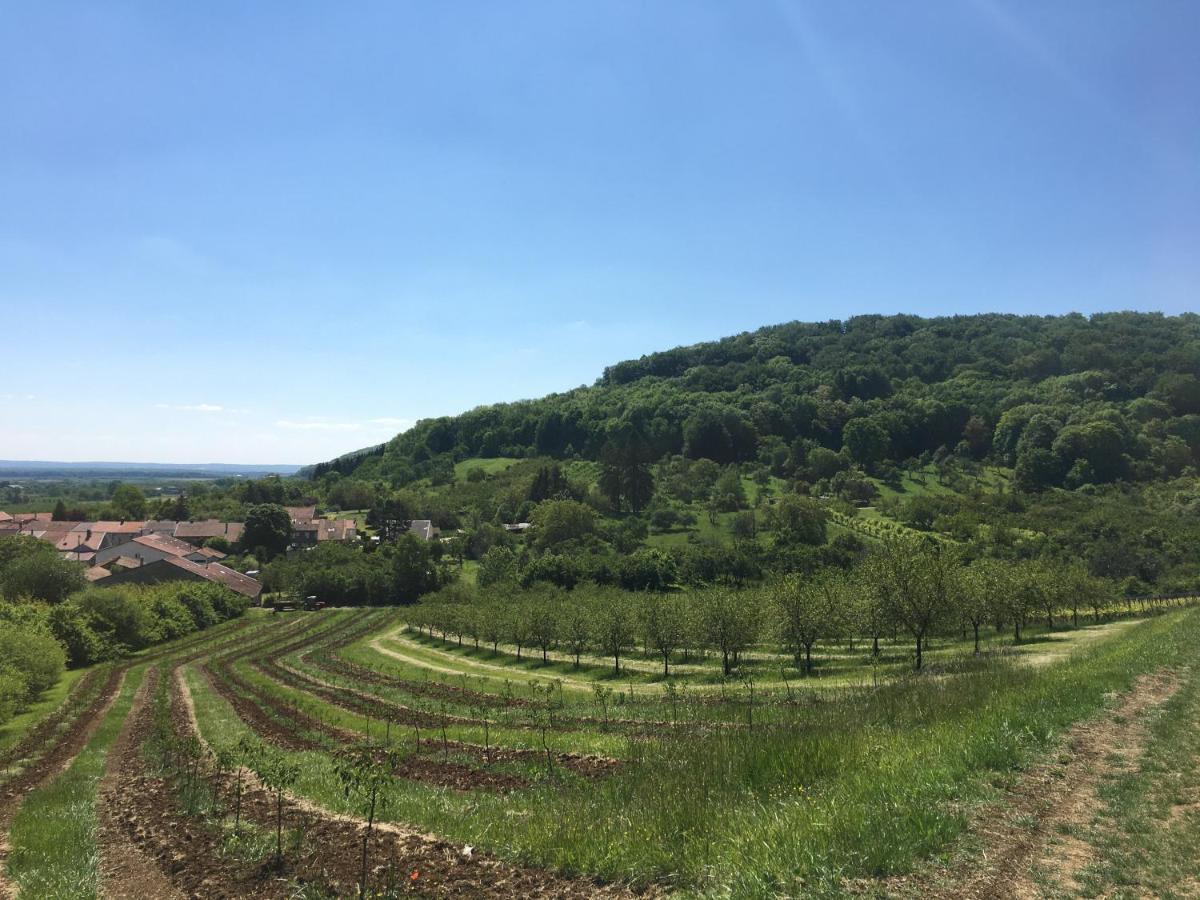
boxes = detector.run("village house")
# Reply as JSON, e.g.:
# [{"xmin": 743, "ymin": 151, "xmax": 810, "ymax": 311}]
[
  {"xmin": 81, "ymin": 520, "xmax": 145, "ymax": 547},
  {"xmin": 92, "ymin": 532, "xmax": 221, "ymax": 568},
  {"xmin": 291, "ymin": 516, "xmax": 357, "ymax": 547},
  {"xmin": 319, "ymin": 519, "xmax": 357, "ymax": 542},
  {"xmin": 291, "ymin": 520, "xmax": 322, "ymax": 546},
  {"xmin": 54, "ymin": 528, "xmax": 116, "ymax": 564},
  {"xmin": 174, "ymin": 520, "xmax": 244, "ymax": 546}
]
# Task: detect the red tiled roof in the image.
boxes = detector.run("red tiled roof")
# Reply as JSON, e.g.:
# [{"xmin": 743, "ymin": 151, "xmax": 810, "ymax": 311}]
[
  {"xmin": 90, "ymin": 520, "xmax": 146, "ymax": 534},
  {"xmin": 132, "ymin": 532, "xmax": 199, "ymax": 558},
  {"xmin": 197, "ymin": 546, "xmax": 227, "ymax": 559},
  {"xmin": 174, "ymin": 521, "xmax": 243, "ymax": 541},
  {"xmin": 0, "ymin": 511, "xmax": 11, "ymax": 522},
  {"xmin": 286, "ymin": 506, "xmax": 317, "ymax": 522},
  {"xmin": 316, "ymin": 519, "xmax": 357, "ymax": 541},
  {"xmin": 161, "ymin": 556, "xmax": 262, "ymax": 598},
  {"xmin": 12, "ymin": 512, "xmax": 51, "ymax": 525},
  {"xmin": 56, "ymin": 531, "xmax": 106, "ymax": 552},
  {"xmin": 84, "ymin": 566, "xmax": 111, "ymax": 582}
]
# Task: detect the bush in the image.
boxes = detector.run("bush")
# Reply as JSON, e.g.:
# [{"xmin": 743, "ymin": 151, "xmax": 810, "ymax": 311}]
[
  {"xmin": 0, "ymin": 667, "xmax": 28, "ymax": 725},
  {"xmin": 46, "ymin": 604, "xmax": 104, "ymax": 668},
  {"xmin": 0, "ymin": 536, "xmax": 85, "ymax": 603},
  {"xmin": 0, "ymin": 619, "xmax": 66, "ymax": 724}
]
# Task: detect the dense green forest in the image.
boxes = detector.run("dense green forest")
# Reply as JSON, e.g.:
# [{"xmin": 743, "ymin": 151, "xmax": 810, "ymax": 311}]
[
  {"xmin": 285, "ymin": 312, "xmax": 1200, "ymax": 596},
  {"xmin": 321, "ymin": 312, "xmax": 1200, "ymax": 489}
]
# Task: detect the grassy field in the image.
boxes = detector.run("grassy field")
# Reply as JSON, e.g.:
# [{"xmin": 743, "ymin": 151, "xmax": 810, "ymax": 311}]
[
  {"xmin": 183, "ymin": 605, "xmax": 1200, "ymax": 896},
  {"xmin": 453, "ymin": 456, "xmax": 523, "ymax": 479},
  {"xmin": 7, "ymin": 603, "xmax": 1198, "ymax": 898}
]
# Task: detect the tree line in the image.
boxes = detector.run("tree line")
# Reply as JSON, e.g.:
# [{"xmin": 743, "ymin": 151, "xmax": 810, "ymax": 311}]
[{"xmin": 405, "ymin": 537, "xmax": 1164, "ymax": 677}]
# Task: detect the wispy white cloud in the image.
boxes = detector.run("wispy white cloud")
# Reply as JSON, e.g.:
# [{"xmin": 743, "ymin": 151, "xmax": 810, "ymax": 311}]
[
  {"xmin": 275, "ymin": 419, "xmax": 363, "ymax": 432},
  {"xmin": 0, "ymin": 393, "xmax": 36, "ymax": 401},
  {"xmin": 155, "ymin": 402, "xmax": 225, "ymax": 413},
  {"xmin": 276, "ymin": 416, "xmax": 412, "ymax": 433}
]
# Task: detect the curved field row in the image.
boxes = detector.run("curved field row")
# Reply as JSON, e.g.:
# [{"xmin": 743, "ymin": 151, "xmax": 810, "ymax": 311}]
[
  {"xmin": 0, "ymin": 615, "xmax": 281, "ymax": 899},
  {"xmin": 83, "ymin": 620, "xmax": 649, "ymax": 899},
  {"xmin": 13, "ymin": 606, "xmax": 1198, "ymax": 897},
  {"xmin": 351, "ymin": 617, "xmax": 1149, "ymax": 708},
  {"xmin": 208, "ymin": 610, "xmax": 631, "ymax": 768}
]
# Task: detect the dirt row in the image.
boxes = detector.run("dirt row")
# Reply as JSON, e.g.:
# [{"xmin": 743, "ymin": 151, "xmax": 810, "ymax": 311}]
[
  {"xmin": 0, "ymin": 667, "xmax": 105, "ymax": 774},
  {"xmin": 204, "ymin": 628, "xmax": 618, "ymax": 790},
  {"xmin": 882, "ymin": 668, "xmax": 1185, "ymax": 899},
  {"xmin": 0, "ymin": 665, "xmax": 128, "ymax": 900},
  {"xmin": 94, "ymin": 654, "xmax": 652, "ymax": 899},
  {"xmin": 96, "ymin": 667, "xmax": 184, "ymax": 900}
]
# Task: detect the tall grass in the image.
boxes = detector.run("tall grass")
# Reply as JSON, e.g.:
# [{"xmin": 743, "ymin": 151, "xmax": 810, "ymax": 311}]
[
  {"xmin": 6, "ymin": 668, "xmax": 145, "ymax": 900},
  {"xmin": 188, "ymin": 607, "xmax": 1200, "ymax": 898}
]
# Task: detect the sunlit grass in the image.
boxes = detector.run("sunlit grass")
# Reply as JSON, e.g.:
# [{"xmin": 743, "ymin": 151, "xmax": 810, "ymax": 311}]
[
  {"xmin": 7, "ymin": 668, "xmax": 145, "ymax": 900},
  {"xmin": 189, "ymin": 606, "xmax": 1200, "ymax": 898}
]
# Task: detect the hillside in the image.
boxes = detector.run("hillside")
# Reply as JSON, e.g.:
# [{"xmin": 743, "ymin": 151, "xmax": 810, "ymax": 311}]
[
  {"xmin": 294, "ymin": 312, "xmax": 1200, "ymax": 596},
  {"xmin": 323, "ymin": 312, "xmax": 1200, "ymax": 493}
]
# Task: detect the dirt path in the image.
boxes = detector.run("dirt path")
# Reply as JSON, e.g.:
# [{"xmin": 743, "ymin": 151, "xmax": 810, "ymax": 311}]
[
  {"xmin": 97, "ymin": 667, "xmax": 184, "ymax": 900},
  {"xmin": 372, "ymin": 631, "xmax": 611, "ymax": 692},
  {"xmin": 0, "ymin": 666, "xmax": 127, "ymax": 900},
  {"xmin": 900, "ymin": 668, "xmax": 1183, "ymax": 899}
]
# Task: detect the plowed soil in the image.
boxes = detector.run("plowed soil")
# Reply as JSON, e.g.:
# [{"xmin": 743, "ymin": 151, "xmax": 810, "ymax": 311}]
[
  {"xmin": 98, "ymin": 661, "xmax": 655, "ymax": 898},
  {"xmin": 96, "ymin": 667, "xmax": 184, "ymax": 900},
  {"xmin": 0, "ymin": 666, "xmax": 127, "ymax": 900}
]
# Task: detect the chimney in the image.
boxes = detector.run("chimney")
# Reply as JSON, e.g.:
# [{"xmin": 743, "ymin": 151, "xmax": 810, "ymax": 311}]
[{"xmin": 86, "ymin": 529, "xmax": 92, "ymax": 540}]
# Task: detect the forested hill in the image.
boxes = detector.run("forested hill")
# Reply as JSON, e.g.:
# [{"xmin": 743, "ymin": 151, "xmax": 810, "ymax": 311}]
[{"xmin": 318, "ymin": 312, "xmax": 1200, "ymax": 491}]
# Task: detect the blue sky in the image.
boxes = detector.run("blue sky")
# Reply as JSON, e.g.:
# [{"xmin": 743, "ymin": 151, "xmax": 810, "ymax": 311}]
[{"xmin": 2, "ymin": 2, "xmax": 1197, "ymax": 464}]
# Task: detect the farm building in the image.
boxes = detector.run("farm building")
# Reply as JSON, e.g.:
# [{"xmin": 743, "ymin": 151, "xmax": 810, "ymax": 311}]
[
  {"xmin": 409, "ymin": 519, "xmax": 440, "ymax": 541},
  {"xmin": 101, "ymin": 556, "xmax": 262, "ymax": 599}
]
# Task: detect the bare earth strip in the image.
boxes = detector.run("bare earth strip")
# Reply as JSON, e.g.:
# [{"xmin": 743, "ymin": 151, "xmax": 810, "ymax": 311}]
[
  {"xmin": 97, "ymin": 667, "xmax": 183, "ymax": 900},
  {"xmin": 175, "ymin": 666, "xmax": 653, "ymax": 898},
  {"xmin": 0, "ymin": 667, "xmax": 127, "ymax": 900},
  {"xmin": 885, "ymin": 668, "xmax": 1183, "ymax": 899}
]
